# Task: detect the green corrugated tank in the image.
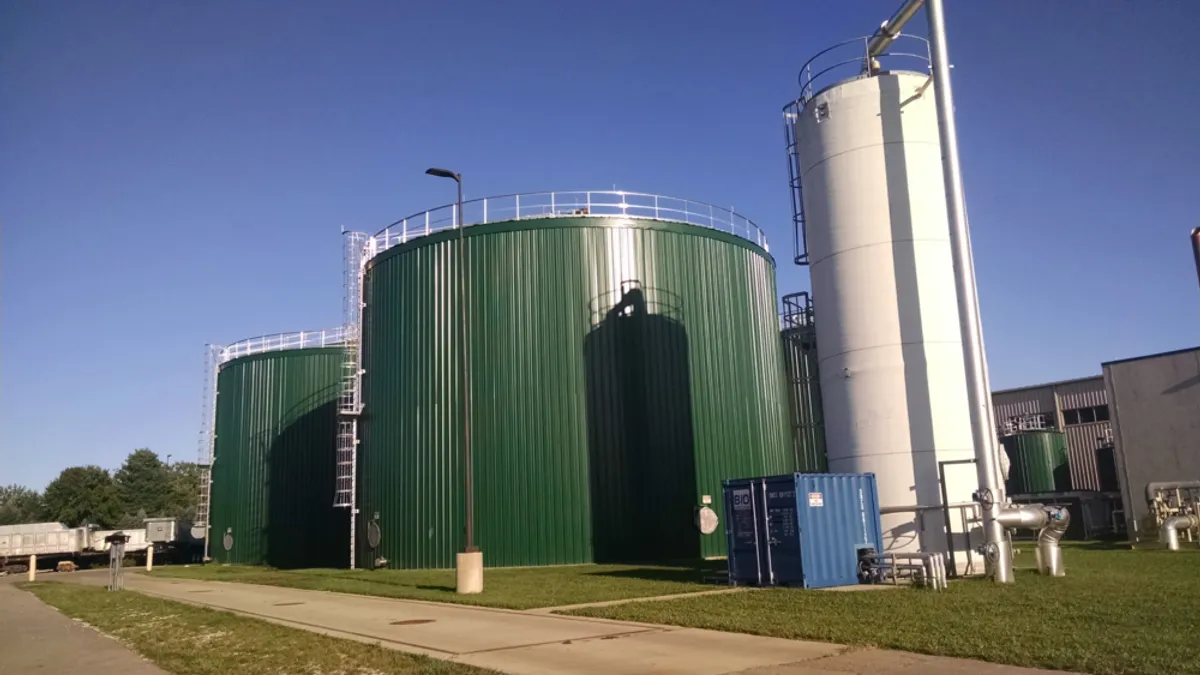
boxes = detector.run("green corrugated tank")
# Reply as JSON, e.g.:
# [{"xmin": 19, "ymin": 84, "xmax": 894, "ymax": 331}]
[
  {"xmin": 209, "ymin": 347, "xmax": 348, "ymax": 567},
  {"xmin": 780, "ymin": 293, "xmax": 827, "ymax": 472},
  {"xmin": 357, "ymin": 213, "xmax": 793, "ymax": 569},
  {"xmin": 1003, "ymin": 431, "xmax": 1071, "ymax": 495}
]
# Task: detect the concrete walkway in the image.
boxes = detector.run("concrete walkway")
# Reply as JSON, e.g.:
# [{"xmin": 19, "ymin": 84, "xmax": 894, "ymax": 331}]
[
  {"xmin": 54, "ymin": 572, "xmax": 1071, "ymax": 675},
  {"xmin": 0, "ymin": 578, "xmax": 168, "ymax": 675}
]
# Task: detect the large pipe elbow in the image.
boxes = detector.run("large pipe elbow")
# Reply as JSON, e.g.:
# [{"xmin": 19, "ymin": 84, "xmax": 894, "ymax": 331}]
[
  {"xmin": 1160, "ymin": 514, "xmax": 1200, "ymax": 551},
  {"xmin": 1036, "ymin": 506, "xmax": 1070, "ymax": 577},
  {"xmin": 1145, "ymin": 481, "xmax": 1200, "ymax": 504}
]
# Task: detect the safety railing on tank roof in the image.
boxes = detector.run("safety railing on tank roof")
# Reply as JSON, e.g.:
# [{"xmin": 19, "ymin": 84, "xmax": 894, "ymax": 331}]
[
  {"xmin": 784, "ymin": 34, "xmax": 929, "ymax": 267},
  {"xmin": 218, "ymin": 328, "xmax": 348, "ymax": 364},
  {"xmin": 363, "ymin": 191, "xmax": 768, "ymax": 261},
  {"xmin": 793, "ymin": 34, "xmax": 931, "ymax": 111}
]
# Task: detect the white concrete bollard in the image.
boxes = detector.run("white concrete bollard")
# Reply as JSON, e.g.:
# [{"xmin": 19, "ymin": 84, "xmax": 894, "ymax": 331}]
[
  {"xmin": 27, "ymin": 554, "xmax": 36, "ymax": 581},
  {"xmin": 146, "ymin": 546, "xmax": 154, "ymax": 572},
  {"xmin": 456, "ymin": 550, "xmax": 483, "ymax": 594}
]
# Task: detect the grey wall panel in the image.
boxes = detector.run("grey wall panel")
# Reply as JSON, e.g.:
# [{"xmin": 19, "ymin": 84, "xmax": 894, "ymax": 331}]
[{"xmin": 1104, "ymin": 348, "xmax": 1200, "ymax": 537}]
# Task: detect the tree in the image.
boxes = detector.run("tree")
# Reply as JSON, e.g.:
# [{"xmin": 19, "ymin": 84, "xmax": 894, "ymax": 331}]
[
  {"xmin": 166, "ymin": 461, "xmax": 202, "ymax": 521},
  {"xmin": 42, "ymin": 466, "xmax": 121, "ymax": 528},
  {"xmin": 0, "ymin": 484, "xmax": 45, "ymax": 525},
  {"xmin": 114, "ymin": 449, "xmax": 173, "ymax": 518}
]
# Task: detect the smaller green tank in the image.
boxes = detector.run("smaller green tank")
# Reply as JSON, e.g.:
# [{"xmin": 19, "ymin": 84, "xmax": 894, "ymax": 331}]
[{"xmin": 1003, "ymin": 431, "xmax": 1071, "ymax": 495}]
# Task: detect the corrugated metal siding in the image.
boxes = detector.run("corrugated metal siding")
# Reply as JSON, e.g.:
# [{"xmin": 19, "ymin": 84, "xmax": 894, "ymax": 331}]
[
  {"xmin": 992, "ymin": 387, "xmax": 1056, "ymax": 424},
  {"xmin": 1063, "ymin": 422, "xmax": 1110, "ymax": 492},
  {"xmin": 782, "ymin": 326, "xmax": 827, "ymax": 472},
  {"xmin": 1057, "ymin": 377, "xmax": 1107, "ymax": 410},
  {"xmin": 358, "ymin": 217, "xmax": 792, "ymax": 569},
  {"xmin": 210, "ymin": 348, "xmax": 348, "ymax": 568},
  {"xmin": 795, "ymin": 473, "xmax": 883, "ymax": 588}
]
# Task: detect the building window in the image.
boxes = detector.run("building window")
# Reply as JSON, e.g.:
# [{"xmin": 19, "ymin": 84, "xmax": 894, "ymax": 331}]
[{"xmin": 1062, "ymin": 405, "xmax": 1109, "ymax": 426}]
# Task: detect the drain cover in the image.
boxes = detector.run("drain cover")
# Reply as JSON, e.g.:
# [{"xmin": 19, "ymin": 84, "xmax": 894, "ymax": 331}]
[
  {"xmin": 390, "ymin": 619, "xmax": 435, "ymax": 626},
  {"xmin": 273, "ymin": 602, "xmax": 305, "ymax": 607}
]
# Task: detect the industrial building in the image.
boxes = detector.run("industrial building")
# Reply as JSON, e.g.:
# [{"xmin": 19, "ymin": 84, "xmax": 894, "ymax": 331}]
[
  {"xmin": 990, "ymin": 344, "xmax": 1200, "ymax": 542},
  {"xmin": 991, "ymin": 376, "xmax": 1115, "ymax": 493},
  {"xmin": 1104, "ymin": 346, "xmax": 1200, "ymax": 540}
]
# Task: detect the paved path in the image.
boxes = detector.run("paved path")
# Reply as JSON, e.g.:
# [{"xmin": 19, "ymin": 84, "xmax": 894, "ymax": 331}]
[
  {"xmin": 55, "ymin": 572, "xmax": 1071, "ymax": 675},
  {"xmin": 0, "ymin": 578, "xmax": 168, "ymax": 675}
]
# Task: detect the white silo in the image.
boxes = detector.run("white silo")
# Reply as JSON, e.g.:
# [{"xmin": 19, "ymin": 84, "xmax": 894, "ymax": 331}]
[{"xmin": 786, "ymin": 39, "xmax": 978, "ymax": 569}]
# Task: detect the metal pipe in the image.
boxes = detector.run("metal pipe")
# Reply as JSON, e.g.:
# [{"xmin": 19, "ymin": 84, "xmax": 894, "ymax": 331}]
[
  {"xmin": 1161, "ymin": 514, "xmax": 1200, "ymax": 551},
  {"xmin": 1145, "ymin": 480, "xmax": 1200, "ymax": 503},
  {"xmin": 867, "ymin": 0, "xmax": 926, "ymax": 58},
  {"xmin": 926, "ymin": 0, "xmax": 1011, "ymax": 584},
  {"xmin": 864, "ymin": 552, "xmax": 945, "ymax": 589},
  {"xmin": 1035, "ymin": 506, "xmax": 1070, "ymax": 577},
  {"xmin": 880, "ymin": 501, "xmax": 978, "ymax": 514},
  {"xmin": 996, "ymin": 504, "xmax": 1070, "ymax": 576},
  {"xmin": 1191, "ymin": 228, "xmax": 1200, "ymax": 301}
]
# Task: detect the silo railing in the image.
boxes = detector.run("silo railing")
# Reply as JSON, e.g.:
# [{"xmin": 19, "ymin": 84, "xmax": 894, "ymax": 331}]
[
  {"xmin": 796, "ymin": 34, "xmax": 931, "ymax": 109},
  {"xmin": 365, "ymin": 191, "xmax": 767, "ymax": 262},
  {"xmin": 218, "ymin": 328, "xmax": 348, "ymax": 364},
  {"xmin": 784, "ymin": 34, "xmax": 930, "ymax": 267}
]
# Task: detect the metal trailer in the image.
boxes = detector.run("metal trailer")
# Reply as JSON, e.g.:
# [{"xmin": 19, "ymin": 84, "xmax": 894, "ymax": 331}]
[
  {"xmin": 350, "ymin": 191, "xmax": 793, "ymax": 569},
  {"xmin": 0, "ymin": 523, "xmax": 88, "ymax": 562}
]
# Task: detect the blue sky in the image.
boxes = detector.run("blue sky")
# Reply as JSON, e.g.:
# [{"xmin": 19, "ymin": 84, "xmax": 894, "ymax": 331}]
[{"xmin": 2, "ymin": 1, "xmax": 1197, "ymax": 489}]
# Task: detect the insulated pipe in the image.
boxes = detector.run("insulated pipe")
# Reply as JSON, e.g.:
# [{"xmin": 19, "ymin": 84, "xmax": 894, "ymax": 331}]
[
  {"xmin": 867, "ymin": 0, "xmax": 926, "ymax": 58},
  {"xmin": 996, "ymin": 505, "xmax": 1070, "ymax": 576},
  {"xmin": 926, "ymin": 0, "xmax": 1012, "ymax": 584},
  {"xmin": 1036, "ymin": 507, "xmax": 1070, "ymax": 577},
  {"xmin": 1145, "ymin": 481, "xmax": 1200, "ymax": 503},
  {"xmin": 1161, "ymin": 514, "xmax": 1200, "ymax": 551}
]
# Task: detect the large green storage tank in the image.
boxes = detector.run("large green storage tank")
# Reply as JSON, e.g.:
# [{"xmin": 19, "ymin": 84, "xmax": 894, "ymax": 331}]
[
  {"xmin": 780, "ymin": 292, "xmax": 827, "ymax": 472},
  {"xmin": 356, "ymin": 192, "xmax": 794, "ymax": 569},
  {"xmin": 1003, "ymin": 431, "xmax": 1071, "ymax": 495},
  {"xmin": 209, "ymin": 341, "xmax": 348, "ymax": 567}
]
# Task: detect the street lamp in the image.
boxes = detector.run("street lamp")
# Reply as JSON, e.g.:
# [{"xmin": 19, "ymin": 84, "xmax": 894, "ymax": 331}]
[{"xmin": 425, "ymin": 167, "xmax": 481, "ymax": 594}]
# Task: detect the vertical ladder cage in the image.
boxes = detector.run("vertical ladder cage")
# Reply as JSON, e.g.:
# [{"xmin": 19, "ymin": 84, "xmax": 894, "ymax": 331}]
[
  {"xmin": 783, "ymin": 101, "xmax": 809, "ymax": 267},
  {"xmin": 335, "ymin": 231, "xmax": 369, "ymax": 569},
  {"xmin": 195, "ymin": 344, "xmax": 220, "ymax": 562}
]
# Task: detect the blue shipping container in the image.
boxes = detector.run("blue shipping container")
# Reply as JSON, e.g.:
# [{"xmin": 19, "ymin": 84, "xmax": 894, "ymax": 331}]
[{"xmin": 723, "ymin": 473, "xmax": 883, "ymax": 589}]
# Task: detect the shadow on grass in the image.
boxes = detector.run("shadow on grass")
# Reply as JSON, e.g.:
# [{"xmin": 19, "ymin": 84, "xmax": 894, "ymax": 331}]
[{"xmin": 583, "ymin": 561, "xmax": 728, "ymax": 584}]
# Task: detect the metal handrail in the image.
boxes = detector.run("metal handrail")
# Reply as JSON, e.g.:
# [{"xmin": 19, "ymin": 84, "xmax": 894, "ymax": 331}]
[
  {"xmin": 795, "ymin": 34, "xmax": 931, "ymax": 110},
  {"xmin": 364, "ymin": 190, "xmax": 768, "ymax": 262},
  {"xmin": 218, "ymin": 328, "xmax": 348, "ymax": 364}
]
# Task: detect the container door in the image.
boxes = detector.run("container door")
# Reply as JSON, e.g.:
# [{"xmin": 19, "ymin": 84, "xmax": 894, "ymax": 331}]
[
  {"xmin": 725, "ymin": 482, "xmax": 764, "ymax": 585},
  {"xmin": 762, "ymin": 477, "xmax": 803, "ymax": 585}
]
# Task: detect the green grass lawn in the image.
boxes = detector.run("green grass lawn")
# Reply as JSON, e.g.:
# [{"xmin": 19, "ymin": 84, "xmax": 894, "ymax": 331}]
[
  {"xmin": 24, "ymin": 581, "xmax": 493, "ymax": 675},
  {"xmin": 564, "ymin": 544, "xmax": 1200, "ymax": 675},
  {"xmin": 147, "ymin": 560, "xmax": 723, "ymax": 610}
]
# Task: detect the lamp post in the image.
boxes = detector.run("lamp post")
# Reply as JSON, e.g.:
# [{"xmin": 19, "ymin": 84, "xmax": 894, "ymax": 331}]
[{"xmin": 425, "ymin": 167, "xmax": 481, "ymax": 594}]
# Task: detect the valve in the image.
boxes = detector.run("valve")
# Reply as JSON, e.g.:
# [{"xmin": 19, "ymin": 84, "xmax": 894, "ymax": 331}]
[{"xmin": 973, "ymin": 488, "xmax": 995, "ymax": 509}]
